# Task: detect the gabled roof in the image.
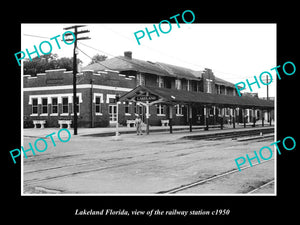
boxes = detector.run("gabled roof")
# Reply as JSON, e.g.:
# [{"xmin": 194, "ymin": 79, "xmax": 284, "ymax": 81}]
[
  {"xmin": 83, "ymin": 56, "xmax": 170, "ymax": 76},
  {"xmin": 83, "ymin": 55, "xmax": 237, "ymax": 85},
  {"xmin": 215, "ymin": 77, "xmax": 236, "ymax": 88},
  {"xmin": 120, "ymin": 85, "xmax": 274, "ymax": 109},
  {"xmin": 154, "ymin": 62, "xmax": 201, "ymax": 80},
  {"xmin": 83, "ymin": 56, "xmax": 201, "ymax": 81}
]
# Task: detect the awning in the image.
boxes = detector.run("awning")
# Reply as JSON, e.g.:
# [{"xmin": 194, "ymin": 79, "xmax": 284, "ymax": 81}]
[{"xmin": 120, "ymin": 85, "xmax": 274, "ymax": 109}]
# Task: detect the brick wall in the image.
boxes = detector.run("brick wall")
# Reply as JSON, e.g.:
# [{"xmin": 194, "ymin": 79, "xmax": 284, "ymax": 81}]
[
  {"xmin": 23, "ymin": 67, "xmax": 242, "ymax": 129},
  {"xmin": 23, "ymin": 69, "xmax": 136, "ymax": 128}
]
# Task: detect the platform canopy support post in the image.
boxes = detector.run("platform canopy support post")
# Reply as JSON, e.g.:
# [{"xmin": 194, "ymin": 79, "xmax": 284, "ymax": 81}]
[
  {"xmin": 169, "ymin": 105, "xmax": 173, "ymax": 134},
  {"xmin": 252, "ymin": 108, "xmax": 256, "ymax": 127},
  {"xmin": 189, "ymin": 104, "xmax": 193, "ymax": 132},
  {"xmin": 220, "ymin": 107, "xmax": 224, "ymax": 130},
  {"xmin": 232, "ymin": 107, "xmax": 236, "ymax": 129},
  {"xmin": 269, "ymin": 109, "xmax": 272, "ymax": 126},
  {"xmin": 205, "ymin": 106, "xmax": 209, "ymax": 131},
  {"xmin": 261, "ymin": 109, "xmax": 264, "ymax": 127},
  {"xmin": 243, "ymin": 108, "xmax": 246, "ymax": 128}
]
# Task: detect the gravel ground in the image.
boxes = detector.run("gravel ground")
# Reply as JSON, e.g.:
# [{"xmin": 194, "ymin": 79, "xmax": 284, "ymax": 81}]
[{"xmin": 22, "ymin": 128, "xmax": 275, "ymax": 195}]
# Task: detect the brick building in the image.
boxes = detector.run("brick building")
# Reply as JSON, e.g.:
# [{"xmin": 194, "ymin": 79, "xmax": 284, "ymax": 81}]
[{"xmin": 23, "ymin": 51, "xmax": 274, "ymax": 128}]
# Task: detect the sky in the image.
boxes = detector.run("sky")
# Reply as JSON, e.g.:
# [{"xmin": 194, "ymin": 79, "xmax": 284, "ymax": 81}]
[{"xmin": 21, "ymin": 23, "xmax": 276, "ymax": 98}]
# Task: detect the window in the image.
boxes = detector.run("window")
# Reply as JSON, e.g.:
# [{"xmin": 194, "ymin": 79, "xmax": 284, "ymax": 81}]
[
  {"xmin": 164, "ymin": 77, "xmax": 172, "ymax": 89},
  {"xmin": 62, "ymin": 97, "xmax": 69, "ymax": 114},
  {"xmin": 95, "ymin": 96, "xmax": 102, "ymax": 114},
  {"xmin": 41, "ymin": 98, "xmax": 48, "ymax": 114},
  {"xmin": 191, "ymin": 81, "xmax": 198, "ymax": 92},
  {"xmin": 32, "ymin": 98, "xmax": 38, "ymax": 114},
  {"xmin": 137, "ymin": 73, "xmax": 145, "ymax": 86},
  {"xmin": 52, "ymin": 97, "xmax": 58, "ymax": 114},
  {"xmin": 225, "ymin": 108, "xmax": 230, "ymax": 116},
  {"xmin": 175, "ymin": 104, "xmax": 183, "ymax": 116},
  {"xmin": 156, "ymin": 104, "xmax": 165, "ymax": 115},
  {"xmin": 206, "ymin": 79, "xmax": 212, "ymax": 93},
  {"xmin": 135, "ymin": 103, "xmax": 143, "ymax": 115},
  {"xmin": 134, "ymin": 103, "xmax": 138, "ymax": 114},
  {"xmin": 216, "ymin": 85, "xmax": 221, "ymax": 94},
  {"xmin": 233, "ymin": 88, "xmax": 236, "ymax": 96},
  {"xmin": 124, "ymin": 101, "xmax": 130, "ymax": 114},
  {"xmin": 175, "ymin": 79, "xmax": 182, "ymax": 90},
  {"xmin": 94, "ymin": 93, "xmax": 103, "ymax": 115},
  {"xmin": 157, "ymin": 76, "xmax": 164, "ymax": 88}
]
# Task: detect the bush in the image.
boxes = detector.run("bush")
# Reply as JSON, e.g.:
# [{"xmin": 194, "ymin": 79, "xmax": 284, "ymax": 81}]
[{"xmin": 24, "ymin": 120, "xmax": 34, "ymax": 128}]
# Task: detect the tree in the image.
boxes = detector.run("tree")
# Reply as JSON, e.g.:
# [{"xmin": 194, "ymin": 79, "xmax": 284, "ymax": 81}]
[
  {"xmin": 88, "ymin": 54, "xmax": 107, "ymax": 65},
  {"xmin": 23, "ymin": 53, "xmax": 82, "ymax": 76}
]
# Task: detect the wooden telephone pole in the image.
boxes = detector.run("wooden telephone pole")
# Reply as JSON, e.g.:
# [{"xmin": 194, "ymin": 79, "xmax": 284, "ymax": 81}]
[{"xmin": 63, "ymin": 25, "xmax": 90, "ymax": 135}]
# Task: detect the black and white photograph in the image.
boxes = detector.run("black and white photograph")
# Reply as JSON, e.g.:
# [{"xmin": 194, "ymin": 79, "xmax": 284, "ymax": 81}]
[{"xmin": 20, "ymin": 23, "xmax": 276, "ymax": 195}]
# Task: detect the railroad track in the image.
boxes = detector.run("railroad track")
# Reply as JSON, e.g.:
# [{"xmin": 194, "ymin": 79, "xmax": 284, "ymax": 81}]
[
  {"xmin": 23, "ymin": 129, "xmax": 275, "ymax": 194},
  {"xmin": 157, "ymin": 158, "xmax": 274, "ymax": 194},
  {"xmin": 23, "ymin": 139, "xmax": 229, "ymax": 187},
  {"xmin": 24, "ymin": 161, "xmax": 142, "ymax": 187},
  {"xmin": 246, "ymin": 179, "xmax": 275, "ymax": 194},
  {"xmin": 182, "ymin": 127, "xmax": 274, "ymax": 141}
]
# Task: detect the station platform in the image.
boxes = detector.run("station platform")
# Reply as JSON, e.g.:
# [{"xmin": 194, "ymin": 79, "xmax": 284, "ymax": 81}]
[{"xmin": 23, "ymin": 123, "xmax": 275, "ymax": 139}]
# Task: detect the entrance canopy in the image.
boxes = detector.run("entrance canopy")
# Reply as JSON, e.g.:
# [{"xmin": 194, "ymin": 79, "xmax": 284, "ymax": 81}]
[{"xmin": 120, "ymin": 85, "xmax": 274, "ymax": 109}]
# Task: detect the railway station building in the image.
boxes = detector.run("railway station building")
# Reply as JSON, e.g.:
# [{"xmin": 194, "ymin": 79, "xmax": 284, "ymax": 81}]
[{"xmin": 23, "ymin": 51, "xmax": 274, "ymax": 129}]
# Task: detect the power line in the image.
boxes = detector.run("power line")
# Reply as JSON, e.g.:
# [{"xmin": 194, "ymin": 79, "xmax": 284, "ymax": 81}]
[
  {"xmin": 78, "ymin": 36, "xmax": 245, "ymax": 81},
  {"xmin": 100, "ymin": 25, "xmax": 207, "ymax": 69},
  {"xmin": 100, "ymin": 26, "xmax": 230, "ymax": 73},
  {"xmin": 23, "ymin": 29, "xmax": 256, "ymax": 81},
  {"xmin": 76, "ymin": 47, "xmax": 112, "ymax": 70},
  {"xmin": 22, "ymin": 30, "xmax": 240, "ymax": 78},
  {"xmin": 78, "ymin": 43, "xmax": 159, "ymax": 72},
  {"xmin": 78, "ymin": 42, "xmax": 115, "ymax": 58},
  {"xmin": 23, "ymin": 34, "xmax": 50, "ymax": 39},
  {"xmin": 22, "ymin": 32, "xmax": 256, "ymax": 82},
  {"xmin": 78, "ymin": 41, "xmax": 245, "ymax": 83}
]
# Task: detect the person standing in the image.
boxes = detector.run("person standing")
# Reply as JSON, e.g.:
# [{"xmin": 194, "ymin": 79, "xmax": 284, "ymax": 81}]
[{"xmin": 135, "ymin": 115, "xmax": 143, "ymax": 135}]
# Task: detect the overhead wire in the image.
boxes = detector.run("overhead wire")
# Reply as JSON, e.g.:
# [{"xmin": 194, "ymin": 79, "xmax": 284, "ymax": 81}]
[
  {"xmin": 23, "ymin": 34, "xmax": 51, "ymax": 39},
  {"xmin": 23, "ymin": 30, "xmax": 251, "ymax": 80},
  {"xmin": 78, "ymin": 41, "xmax": 247, "ymax": 82},
  {"xmin": 22, "ymin": 31, "xmax": 233, "ymax": 77},
  {"xmin": 76, "ymin": 47, "xmax": 113, "ymax": 70},
  {"xmin": 84, "ymin": 26, "xmax": 250, "ymax": 80},
  {"xmin": 99, "ymin": 25, "xmax": 247, "ymax": 77}
]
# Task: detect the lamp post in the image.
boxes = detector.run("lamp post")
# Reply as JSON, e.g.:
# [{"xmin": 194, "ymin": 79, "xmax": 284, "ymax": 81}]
[{"xmin": 90, "ymin": 79, "xmax": 94, "ymax": 128}]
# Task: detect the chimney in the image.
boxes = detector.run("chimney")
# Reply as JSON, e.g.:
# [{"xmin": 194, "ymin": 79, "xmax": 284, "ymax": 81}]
[{"xmin": 124, "ymin": 51, "xmax": 132, "ymax": 59}]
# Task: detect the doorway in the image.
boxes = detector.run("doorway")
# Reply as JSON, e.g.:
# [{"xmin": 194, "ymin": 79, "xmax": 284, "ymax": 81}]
[{"xmin": 109, "ymin": 104, "xmax": 117, "ymax": 123}]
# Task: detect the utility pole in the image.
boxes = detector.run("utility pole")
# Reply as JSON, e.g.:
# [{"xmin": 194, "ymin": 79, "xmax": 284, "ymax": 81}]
[
  {"xmin": 260, "ymin": 75, "xmax": 270, "ymax": 123},
  {"xmin": 266, "ymin": 74, "xmax": 270, "ymax": 123},
  {"xmin": 63, "ymin": 25, "xmax": 90, "ymax": 135},
  {"xmin": 266, "ymin": 74, "xmax": 269, "ymax": 100}
]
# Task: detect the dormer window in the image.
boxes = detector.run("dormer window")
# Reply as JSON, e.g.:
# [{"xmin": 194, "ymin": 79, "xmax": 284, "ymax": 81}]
[
  {"xmin": 157, "ymin": 76, "xmax": 164, "ymax": 88},
  {"xmin": 206, "ymin": 79, "xmax": 213, "ymax": 93},
  {"xmin": 175, "ymin": 79, "xmax": 182, "ymax": 90}
]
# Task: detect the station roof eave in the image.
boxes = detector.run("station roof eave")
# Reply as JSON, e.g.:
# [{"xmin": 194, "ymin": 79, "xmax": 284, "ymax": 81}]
[{"xmin": 119, "ymin": 85, "xmax": 274, "ymax": 109}]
